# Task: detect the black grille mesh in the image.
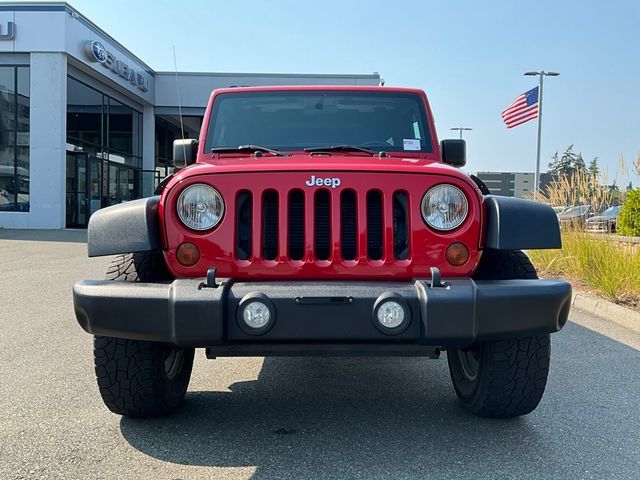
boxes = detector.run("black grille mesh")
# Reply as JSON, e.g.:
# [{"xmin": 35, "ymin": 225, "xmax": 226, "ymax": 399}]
[
  {"xmin": 288, "ymin": 190, "xmax": 305, "ymax": 260},
  {"xmin": 262, "ymin": 190, "xmax": 278, "ymax": 260},
  {"xmin": 314, "ymin": 190, "xmax": 331, "ymax": 260},
  {"xmin": 234, "ymin": 188, "xmax": 410, "ymax": 262},
  {"xmin": 366, "ymin": 190, "xmax": 383, "ymax": 260}
]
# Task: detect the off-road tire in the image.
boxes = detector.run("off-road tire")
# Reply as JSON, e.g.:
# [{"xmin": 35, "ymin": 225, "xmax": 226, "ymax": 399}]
[
  {"xmin": 94, "ymin": 252, "xmax": 195, "ymax": 418},
  {"xmin": 447, "ymin": 249, "xmax": 551, "ymax": 418}
]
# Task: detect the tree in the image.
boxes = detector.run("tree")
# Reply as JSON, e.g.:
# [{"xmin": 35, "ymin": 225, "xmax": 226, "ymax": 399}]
[
  {"xmin": 573, "ymin": 153, "xmax": 587, "ymax": 176},
  {"xmin": 548, "ymin": 145, "xmax": 589, "ymax": 178},
  {"xmin": 548, "ymin": 146, "xmax": 574, "ymax": 176},
  {"xmin": 588, "ymin": 157, "xmax": 600, "ymax": 178},
  {"xmin": 628, "ymin": 181, "xmax": 633, "ymax": 192}
]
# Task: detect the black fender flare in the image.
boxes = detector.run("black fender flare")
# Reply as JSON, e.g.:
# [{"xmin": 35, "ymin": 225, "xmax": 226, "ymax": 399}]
[
  {"xmin": 87, "ymin": 196, "xmax": 162, "ymax": 257},
  {"xmin": 483, "ymin": 195, "xmax": 561, "ymax": 250}
]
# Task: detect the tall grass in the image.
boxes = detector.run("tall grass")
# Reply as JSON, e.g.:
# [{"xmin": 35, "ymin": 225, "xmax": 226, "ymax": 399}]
[
  {"xmin": 533, "ymin": 169, "xmax": 616, "ymax": 213},
  {"xmin": 528, "ymin": 232, "xmax": 640, "ymax": 303},
  {"xmin": 527, "ymin": 164, "xmax": 640, "ymax": 304}
]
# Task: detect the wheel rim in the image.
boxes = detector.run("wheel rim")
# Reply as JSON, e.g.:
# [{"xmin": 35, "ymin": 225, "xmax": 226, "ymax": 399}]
[
  {"xmin": 163, "ymin": 347, "xmax": 185, "ymax": 381},
  {"xmin": 457, "ymin": 345, "xmax": 480, "ymax": 381}
]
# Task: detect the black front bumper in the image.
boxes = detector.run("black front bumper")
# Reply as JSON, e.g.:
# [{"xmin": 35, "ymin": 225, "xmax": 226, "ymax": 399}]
[{"xmin": 73, "ymin": 277, "xmax": 572, "ymax": 353}]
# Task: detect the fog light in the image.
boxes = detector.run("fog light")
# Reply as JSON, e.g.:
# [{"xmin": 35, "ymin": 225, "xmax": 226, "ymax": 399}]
[
  {"xmin": 372, "ymin": 293, "xmax": 411, "ymax": 335},
  {"xmin": 237, "ymin": 294, "xmax": 275, "ymax": 335},
  {"xmin": 176, "ymin": 242, "xmax": 200, "ymax": 266},
  {"xmin": 377, "ymin": 301, "xmax": 405, "ymax": 328},
  {"xmin": 446, "ymin": 242, "xmax": 469, "ymax": 266},
  {"xmin": 243, "ymin": 301, "xmax": 271, "ymax": 329}
]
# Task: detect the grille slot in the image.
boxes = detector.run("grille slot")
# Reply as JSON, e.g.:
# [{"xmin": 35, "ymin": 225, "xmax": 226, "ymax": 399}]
[
  {"xmin": 341, "ymin": 190, "xmax": 357, "ymax": 260},
  {"xmin": 393, "ymin": 191, "xmax": 410, "ymax": 260},
  {"xmin": 367, "ymin": 190, "xmax": 383, "ymax": 260},
  {"xmin": 314, "ymin": 190, "xmax": 331, "ymax": 260},
  {"xmin": 236, "ymin": 191, "xmax": 252, "ymax": 260},
  {"xmin": 288, "ymin": 189, "xmax": 305, "ymax": 260},
  {"xmin": 262, "ymin": 190, "xmax": 278, "ymax": 260}
]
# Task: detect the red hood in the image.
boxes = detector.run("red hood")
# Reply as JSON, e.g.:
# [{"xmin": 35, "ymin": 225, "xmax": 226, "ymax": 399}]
[{"xmin": 167, "ymin": 153, "xmax": 476, "ymax": 189}]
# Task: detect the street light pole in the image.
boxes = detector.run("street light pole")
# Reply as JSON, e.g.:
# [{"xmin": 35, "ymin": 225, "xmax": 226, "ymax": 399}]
[
  {"xmin": 523, "ymin": 70, "xmax": 559, "ymax": 195},
  {"xmin": 450, "ymin": 127, "xmax": 472, "ymax": 140}
]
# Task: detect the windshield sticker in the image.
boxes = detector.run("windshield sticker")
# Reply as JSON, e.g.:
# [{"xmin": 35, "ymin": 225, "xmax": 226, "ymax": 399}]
[{"xmin": 403, "ymin": 139, "xmax": 421, "ymax": 151}]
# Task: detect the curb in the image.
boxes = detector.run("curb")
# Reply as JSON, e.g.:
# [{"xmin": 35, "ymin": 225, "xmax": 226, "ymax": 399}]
[{"xmin": 572, "ymin": 291, "xmax": 640, "ymax": 334}]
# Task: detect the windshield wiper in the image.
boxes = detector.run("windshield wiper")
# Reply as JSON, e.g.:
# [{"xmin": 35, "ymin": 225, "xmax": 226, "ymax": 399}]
[
  {"xmin": 211, "ymin": 145, "xmax": 289, "ymax": 156},
  {"xmin": 304, "ymin": 145, "xmax": 377, "ymax": 155}
]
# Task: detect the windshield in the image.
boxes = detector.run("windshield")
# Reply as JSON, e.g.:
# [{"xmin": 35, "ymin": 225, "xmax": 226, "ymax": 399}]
[
  {"xmin": 602, "ymin": 206, "xmax": 620, "ymax": 218},
  {"xmin": 205, "ymin": 91, "xmax": 432, "ymax": 153},
  {"xmin": 562, "ymin": 205, "xmax": 590, "ymax": 218}
]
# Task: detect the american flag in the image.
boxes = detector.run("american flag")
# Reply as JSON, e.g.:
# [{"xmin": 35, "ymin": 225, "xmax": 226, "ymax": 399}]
[{"xmin": 501, "ymin": 86, "xmax": 539, "ymax": 128}]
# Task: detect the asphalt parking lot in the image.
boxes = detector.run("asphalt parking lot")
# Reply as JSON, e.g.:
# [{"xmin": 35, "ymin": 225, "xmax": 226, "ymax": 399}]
[{"xmin": 1, "ymin": 230, "xmax": 639, "ymax": 480}]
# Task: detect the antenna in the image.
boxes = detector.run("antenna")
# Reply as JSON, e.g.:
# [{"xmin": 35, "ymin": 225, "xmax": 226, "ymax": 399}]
[{"xmin": 172, "ymin": 45, "xmax": 186, "ymax": 164}]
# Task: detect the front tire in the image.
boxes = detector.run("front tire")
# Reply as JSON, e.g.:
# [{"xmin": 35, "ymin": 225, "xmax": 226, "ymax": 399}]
[
  {"xmin": 447, "ymin": 249, "xmax": 551, "ymax": 418},
  {"xmin": 93, "ymin": 252, "xmax": 195, "ymax": 418}
]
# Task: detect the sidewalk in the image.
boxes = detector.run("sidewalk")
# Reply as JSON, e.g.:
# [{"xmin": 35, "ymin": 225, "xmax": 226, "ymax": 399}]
[{"xmin": 572, "ymin": 291, "xmax": 640, "ymax": 334}]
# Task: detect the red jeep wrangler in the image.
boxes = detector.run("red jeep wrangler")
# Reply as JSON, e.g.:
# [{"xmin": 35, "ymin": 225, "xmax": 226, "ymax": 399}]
[{"xmin": 74, "ymin": 86, "xmax": 571, "ymax": 419}]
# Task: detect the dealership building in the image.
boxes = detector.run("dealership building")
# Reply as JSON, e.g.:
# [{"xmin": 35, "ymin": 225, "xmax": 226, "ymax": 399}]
[{"xmin": 0, "ymin": 2, "xmax": 380, "ymax": 229}]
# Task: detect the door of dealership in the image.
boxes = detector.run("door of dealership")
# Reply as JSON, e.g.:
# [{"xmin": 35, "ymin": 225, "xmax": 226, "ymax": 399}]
[
  {"xmin": 66, "ymin": 151, "xmax": 144, "ymax": 228},
  {"xmin": 66, "ymin": 151, "xmax": 100, "ymax": 228}
]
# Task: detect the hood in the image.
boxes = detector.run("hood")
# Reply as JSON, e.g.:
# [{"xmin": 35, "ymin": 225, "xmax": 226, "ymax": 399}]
[
  {"xmin": 586, "ymin": 215, "xmax": 612, "ymax": 222},
  {"xmin": 172, "ymin": 152, "xmax": 470, "ymax": 181}
]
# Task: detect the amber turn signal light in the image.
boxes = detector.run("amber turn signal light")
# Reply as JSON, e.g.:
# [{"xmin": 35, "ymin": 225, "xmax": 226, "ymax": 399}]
[
  {"xmin": 445, "ymin": 242, "xmax": 469, "ymax": 266},
  {"xmin": 176, "ymin": 242, "xmax": 200, "ymax": 266}
]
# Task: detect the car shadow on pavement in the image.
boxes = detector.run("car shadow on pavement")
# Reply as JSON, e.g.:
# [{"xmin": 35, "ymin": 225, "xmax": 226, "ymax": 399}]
[{"xmin": 120, "ymin": 355, "xmax": 554, "ymax": 479}]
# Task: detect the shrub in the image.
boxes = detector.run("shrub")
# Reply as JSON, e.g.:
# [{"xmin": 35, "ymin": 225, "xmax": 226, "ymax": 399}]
[{"xmin": 618, "ymin": 188, "xmax": 640, "ymax": 236}]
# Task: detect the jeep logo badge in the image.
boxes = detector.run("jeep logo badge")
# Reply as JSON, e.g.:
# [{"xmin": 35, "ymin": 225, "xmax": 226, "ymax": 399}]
[{"xmin": 305, "ymin": 175, "xmax": 341, "ymax": 188}]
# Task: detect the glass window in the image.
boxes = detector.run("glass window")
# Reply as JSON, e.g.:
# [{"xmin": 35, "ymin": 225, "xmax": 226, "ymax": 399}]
[
  {"xmin": 108, "ymin": 98, "xmax": 133, "ymax": 155},
  {"xmin": 67, "ymin": 78, "xmax": 103, "ymax": 148},
  {"xmin": 205, "ymin": 91, "xmax": 432, "ymax": 153},
  {"xmin": 155, "ymin": 114, "xmax": 202, "ymax": 180},
  {"xmin": 0, "ymin": 66, "xmax": 29, "ymax": 212},
  {"xmin": 66, "ymin": 77, "xmax": 142, "ymax": 168},
  {"xmin": 0, "ymin": 67, "xmax": 16, "ymax": 147}
]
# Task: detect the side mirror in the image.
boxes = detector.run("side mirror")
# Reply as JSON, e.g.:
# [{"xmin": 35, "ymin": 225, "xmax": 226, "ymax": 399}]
[
  {"xmin": 440, "ymin": 139, "xmax": 466, "ymax": 167},
  {"xmin": 173, "ymin": 138, "xmax": 198, "ymax": 168}
]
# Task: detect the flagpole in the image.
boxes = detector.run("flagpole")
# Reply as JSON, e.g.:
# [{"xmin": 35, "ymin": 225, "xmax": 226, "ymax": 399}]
[
  {"xmin": 535, "ymin": 73, "xmax": 544, "ymax": 197},
  {"xmin": 524, "ymin": 70, "xmax": 559, "ymax": 198}
]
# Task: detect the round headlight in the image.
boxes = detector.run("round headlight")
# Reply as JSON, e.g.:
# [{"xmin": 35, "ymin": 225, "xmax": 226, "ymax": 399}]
[
  {"xmin": 177, "ymin": 184, "xmax": 224, "ymax": 231},
  {"xmin": 421, "ymin": 184, "xmax": 468, "ymax": 231}
]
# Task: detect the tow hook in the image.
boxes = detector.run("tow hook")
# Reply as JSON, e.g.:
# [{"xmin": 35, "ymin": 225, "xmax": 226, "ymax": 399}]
[
  {"xmin": 205, "ymin": 268, "xmax": 218, "ymax": 288},
  {"xmin": 429, "ymin": 267, "xmax": 445, "ymax": 288}
]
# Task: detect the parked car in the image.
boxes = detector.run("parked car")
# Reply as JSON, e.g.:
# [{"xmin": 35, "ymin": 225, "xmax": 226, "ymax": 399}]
[
  {"xmin": 586, "ymin": 205, "xmax": 621, "ymax": 233},
  {"xmin": 558, "ymin": 204, "xmax": 593, "ymax": 229},
  {"xmin": 73, "ymin": 85, "xmax": 571, "ymax": 419},
  {"xmin": 552, "ymin": 206, "xmax": 569, "ymax": 217}
]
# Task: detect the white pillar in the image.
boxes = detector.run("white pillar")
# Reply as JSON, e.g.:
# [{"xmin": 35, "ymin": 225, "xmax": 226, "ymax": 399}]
[
  {"xmin": 141, "ymin": 103, "xmax": 155, "ymax": 197},
  {"xmin": 27, "ymin": 52, "xmax": 67, "ymax": 228}
]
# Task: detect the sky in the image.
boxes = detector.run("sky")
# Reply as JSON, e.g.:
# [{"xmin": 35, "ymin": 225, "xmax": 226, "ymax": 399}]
[{"xmin": 69, "ymin": 0, "xmax": 640, "ymax": 184}]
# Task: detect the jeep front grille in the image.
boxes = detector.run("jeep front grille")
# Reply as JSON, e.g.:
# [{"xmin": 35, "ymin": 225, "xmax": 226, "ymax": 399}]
[{"xmin": 234, "ymin": 188, "xmax": 411, "ymax": 262}]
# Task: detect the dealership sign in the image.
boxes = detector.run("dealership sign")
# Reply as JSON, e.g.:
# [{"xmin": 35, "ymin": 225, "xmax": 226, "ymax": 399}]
[
  {"xmin": 0, "ymin": 22, "xmax": 15, "ymax": 40},
  {"xmin": 84, "ymin": 40, "xmax": 149, "ymax": 92}
]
